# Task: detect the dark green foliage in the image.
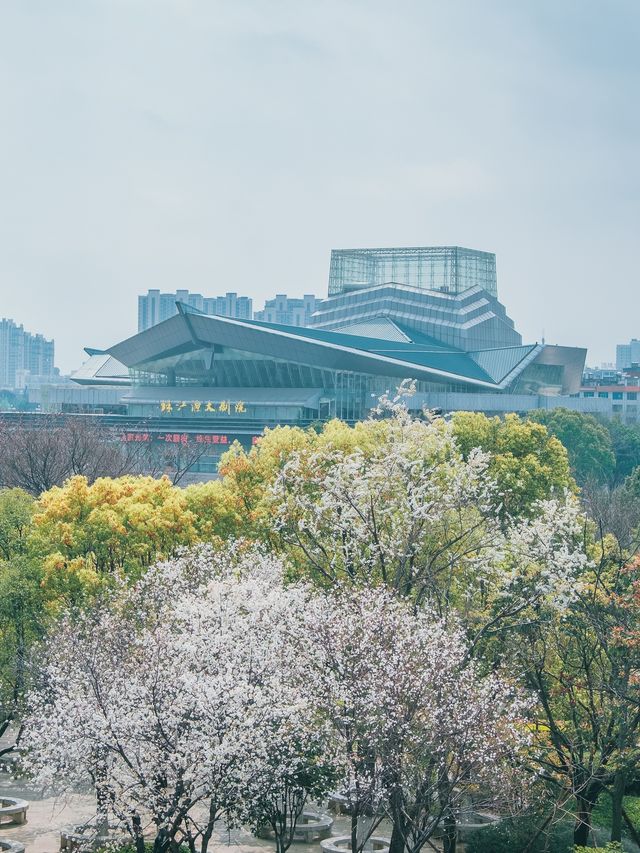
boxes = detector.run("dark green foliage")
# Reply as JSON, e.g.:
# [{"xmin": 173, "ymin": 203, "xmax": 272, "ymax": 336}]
[
  {"xmin": 592, "ymin": 794, "xmax": 640, "ymax": 839},
  {"xmin": 529, "ymin": 409, "xmax": 616, "ymax": 485},
  {"xmin": 623, "ymin": 466, "xmax": 640, "ymax": 500},
  {"xmin": 0, "ymin": 556, "xmax": 47, "ymax": 743},
  {"xmin": 605, "ymin": 420, "xmax": 640, "ymax": 486},
  {"xmin": 464, "ymin": 814, "xmax": 574, "ymax": 853}
]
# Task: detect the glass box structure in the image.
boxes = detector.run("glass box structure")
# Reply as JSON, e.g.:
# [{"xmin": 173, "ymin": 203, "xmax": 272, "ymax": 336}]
[{"xmin": 328, "ymin": 246, "xmax": 497, "ymax": 298}]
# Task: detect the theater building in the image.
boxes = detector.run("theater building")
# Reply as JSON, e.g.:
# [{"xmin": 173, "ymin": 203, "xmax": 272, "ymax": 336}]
[{"xmin": 65, "ymin": 248, "xmax": 586, "ymax": 475}]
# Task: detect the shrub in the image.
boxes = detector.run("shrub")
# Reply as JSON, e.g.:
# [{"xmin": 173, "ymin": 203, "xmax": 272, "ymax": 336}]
[{"xmin": 465, "ymin": 814, "xmax": 574, "ymax": 853}]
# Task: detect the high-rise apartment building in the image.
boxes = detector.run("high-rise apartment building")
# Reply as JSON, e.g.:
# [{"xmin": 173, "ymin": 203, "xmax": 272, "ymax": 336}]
[
  {"xmin": 138, "ymin": 290, "xmax": 253, "ymax": 331},
  {"xmin": 254, "ymin": 294, "xmax": 320, "ymax": 327},
  {"xmin": 616, "ymin": 339, "xmax": 640, "ymax": 371},
  {"xmin": 0, "ymin": 318, "xmax": 55, "ymax": 390}
]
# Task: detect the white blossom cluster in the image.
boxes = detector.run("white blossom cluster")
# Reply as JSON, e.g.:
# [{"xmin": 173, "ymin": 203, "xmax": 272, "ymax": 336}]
[
  {"xmin": 21, "ymin": 546, "xmax": 531, "ymax": 853},
  {"xmin": 271, "ymin": 401, "xmax": 588, "ymax": 618}
]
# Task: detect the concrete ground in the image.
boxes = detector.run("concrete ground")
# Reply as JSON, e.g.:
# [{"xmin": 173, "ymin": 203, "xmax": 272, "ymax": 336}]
[
  {"xmin": 1, "ymin": 771, "xmax": 95, "ymax": 852},
  {"xmin": 0, "ymin": 769, "xmax": 406, "ymax": 853}
]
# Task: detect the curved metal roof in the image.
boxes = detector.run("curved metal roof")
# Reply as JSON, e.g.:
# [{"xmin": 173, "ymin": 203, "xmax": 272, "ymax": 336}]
[{"xmin": 106, "ymin": 309, "xmax": 567, "ymax": 392}]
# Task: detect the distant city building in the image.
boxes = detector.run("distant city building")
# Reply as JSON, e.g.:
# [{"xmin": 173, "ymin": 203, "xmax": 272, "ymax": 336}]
[
  {"xmin": 138, "ymin": 289, "xmax": 253, "ymax": 331},
  {"xmin": 582, "ymin": 365, "xmax": 622, "ymax": 387},
  {"xmin": 575, "ymin": 385, "xmax": 640, "ymax": 422},
  {"xmin": 616, "ymin": 339, "xmax": 640, "ymax": 371},
  {"xmin": 254, "ymin": 294, "xmax": 321, "ymax": 327},
  {"xmin": 328, "ymin": 246, "xmax": 497, "ymax": 297},
  {"xmin": 0, "ymin": 318, "xmax": 55, "ymax": 390}
]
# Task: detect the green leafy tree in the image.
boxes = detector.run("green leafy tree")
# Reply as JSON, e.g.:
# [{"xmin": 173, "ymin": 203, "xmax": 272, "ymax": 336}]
[
  {"xmin": 606, "ymin": 420, "xmax": 640, "ymax": 486},
  {"xmin": 451, "ymin": 411, "xmax": 574, "ymax": 517},
  {"xmin": 504, "ymin": 549, "xmax": 640, "ymax": 848},
  {"xmin": 623, "ymin": 466, "xmax": 640, "ymax": 500},
  {"xmin": 0, "ymin": 488, "xmax": 34, "ymax": 560},
  {"xmin": 529, "ymin": 409, "xmax": 616, "ymax": 485}
]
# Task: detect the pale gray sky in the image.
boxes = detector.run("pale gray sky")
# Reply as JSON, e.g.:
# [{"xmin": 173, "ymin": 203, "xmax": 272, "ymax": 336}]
[{"xmin": 0, "ymin": 0, "xmax": 638, "ymax": 372}]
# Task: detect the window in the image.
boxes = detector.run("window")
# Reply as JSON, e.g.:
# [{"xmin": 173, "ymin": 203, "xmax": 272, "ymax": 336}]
[
  {"xmin": 598, "ymin": 392, "xmax": 609, "ymax": 398},
  {"xmin": 627, "ymin": 392, "xmax": 637, "ymax": 400},
  {"xmin": 613, "ymin": 392, "xmax": 623, "ymax": 400},
  {"xmin": 582, "ymin": 391, "xmax": 594, "ymax": 398}
]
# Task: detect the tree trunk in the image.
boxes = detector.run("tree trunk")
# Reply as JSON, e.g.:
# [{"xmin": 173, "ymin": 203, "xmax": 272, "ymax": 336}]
[
  {"xmin": 438, "ymin": 779, "xmax": 456, "ymax": 853},
  {"xmin": 351, "ymin": 810, "xmax": 359, "ymax": 853},
  {"xmin": 389, "ymin": 824, "xmax": 404, "ymax": 853},
  {"xmin": 356, "ymin": 814, "xmax": 374, "ymax": 853},
  {"xmin": 132, "ymin": 813, "xmax": 145, "ymax": 853},
  {"xmin": 574, "ymin": 795, "xmax": 596, "ymax": 847},
  {"xmin": 153, "ymin": 828, "xmax": 171, "ymax": 853},
  {"xmin": 388, "ymin": 785, "xmax": 406, "ymax": 853},
  {"xmin": 611, "ymin": 769, "xmax": 626, "ymax": 842},
  {"xmin": 95, "ymin": 762, "xmax": 109, "ymax": 838},
  {"xmin": 200, "ymin": 798, "xmax": 218, "ymax": 853},
  {"xmin": 441, "ymin": 811, "xmax": 456, "ymax": 853}
]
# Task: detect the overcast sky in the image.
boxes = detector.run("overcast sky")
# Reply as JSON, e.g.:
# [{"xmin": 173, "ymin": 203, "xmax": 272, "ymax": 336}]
[{"xmin": 0, "ymin": 0, "xmax": 638, "ymax": 373}]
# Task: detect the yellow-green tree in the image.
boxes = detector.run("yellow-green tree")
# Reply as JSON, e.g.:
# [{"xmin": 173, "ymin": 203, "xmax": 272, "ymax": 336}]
[
  {"xmin": 451, "ymin": 411, "xmax": 575, "ymax": 517},
  {"xmin": 218, "ymin": 426, "xmax": 315, "ymax": 539},
  {"xmin": 184, "ymin": 478, "xmax": 245, "ymax": 542},
  {"xmin": 219, "ymin": 412, "xmax": 575, "ymax": 541},
  {"xmin": 30, "ymin": 475, "xmax": 201, "ymax": 599}
]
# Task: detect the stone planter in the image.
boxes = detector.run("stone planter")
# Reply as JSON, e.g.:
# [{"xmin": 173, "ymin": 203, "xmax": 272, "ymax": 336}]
[
  {"xmin": 60, "ymin": 822, "xmax": 129, "ymax": 852},
  {"xmin": 256, "ymin": 812, "xmax": 334, "ymax": 843},
  {"xmin": 0, "ymin": 841, "xmax": 26, "ymax": 853},
  {"xmin": 0, "ymin": 797, "xmax": 28, "ymax": 826},
  {"xmin": 321, "ymin": 836, "xmax": 390, "ymax": 853}
]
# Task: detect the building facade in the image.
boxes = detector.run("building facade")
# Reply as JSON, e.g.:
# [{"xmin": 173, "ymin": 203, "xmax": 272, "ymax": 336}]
[
  {"xmin": 0, "ymin": 318, "xmax": 55, "ymax": 390},
  {"xmin": 254, "ymin": 294, "xmax": 320, "ymax": 327},
  {"xmin": 45, "ymin": 245, "xmax": 591, "ymax": 476},
  {"xmin": 574, "ymin": 385, "xmax": 640, "ymax": 423},
  {"xmin": 138, "ymin": 290, "xmax": 253, "ymax": 331},
  {"xmin": 616, "ymin": 339, "xmax": 640, "ymax": 371},
  {"xmin": 309, "ymin": 282, "xmax": 521, "ymax": 351}
]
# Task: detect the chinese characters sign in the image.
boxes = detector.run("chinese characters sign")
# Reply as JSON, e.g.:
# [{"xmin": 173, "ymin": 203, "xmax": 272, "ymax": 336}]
[
  {"xmin": 120, "ymin": 431, "xmax": 261, "ymax": 447},
  {"xmin": 159, "ymin": 400, "xmax": 246, "ymax": 414}
]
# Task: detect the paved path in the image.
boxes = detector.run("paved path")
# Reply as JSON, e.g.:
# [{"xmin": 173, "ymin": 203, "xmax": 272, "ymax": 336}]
[
  {"xmin": 0, "ymin": 728, "xmax": 405, "ymax": 853},
  {"xmin": 1, "ymin": 773, "xmax": 95, "ymax": 852},
  {"xmin": 1, "ymin": 767, "xmax": 398, "ymax": 853}
]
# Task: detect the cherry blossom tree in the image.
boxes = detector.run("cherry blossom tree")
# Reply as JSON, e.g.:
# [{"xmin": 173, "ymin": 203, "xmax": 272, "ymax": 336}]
[
  {"xmin": 240, "ymin": 709, "xmax": 336, "ymax": 853},
  {"xmin": 20, "ymin": 545, "xmax": 325, "ymax": 853},
  {"xmin": 21, "ymin": 541, "xmax": 540, "ymax": 853},
  {"xmin": 271, "ymin": 390, "xmax": 497, "ymax": 602},
  {"xmin": 271, "ymin": 392, "xmax": 588, "ymax": 638},
  {"xmin": 296, "ymin": 586, "xmax": 532, "ymax": 853}
]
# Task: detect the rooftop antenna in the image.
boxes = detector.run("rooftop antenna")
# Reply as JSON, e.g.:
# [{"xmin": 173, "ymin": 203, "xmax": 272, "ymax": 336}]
[{"xmin": 541, "ymin": 328, "xmax": 546, "ymax": 345}]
